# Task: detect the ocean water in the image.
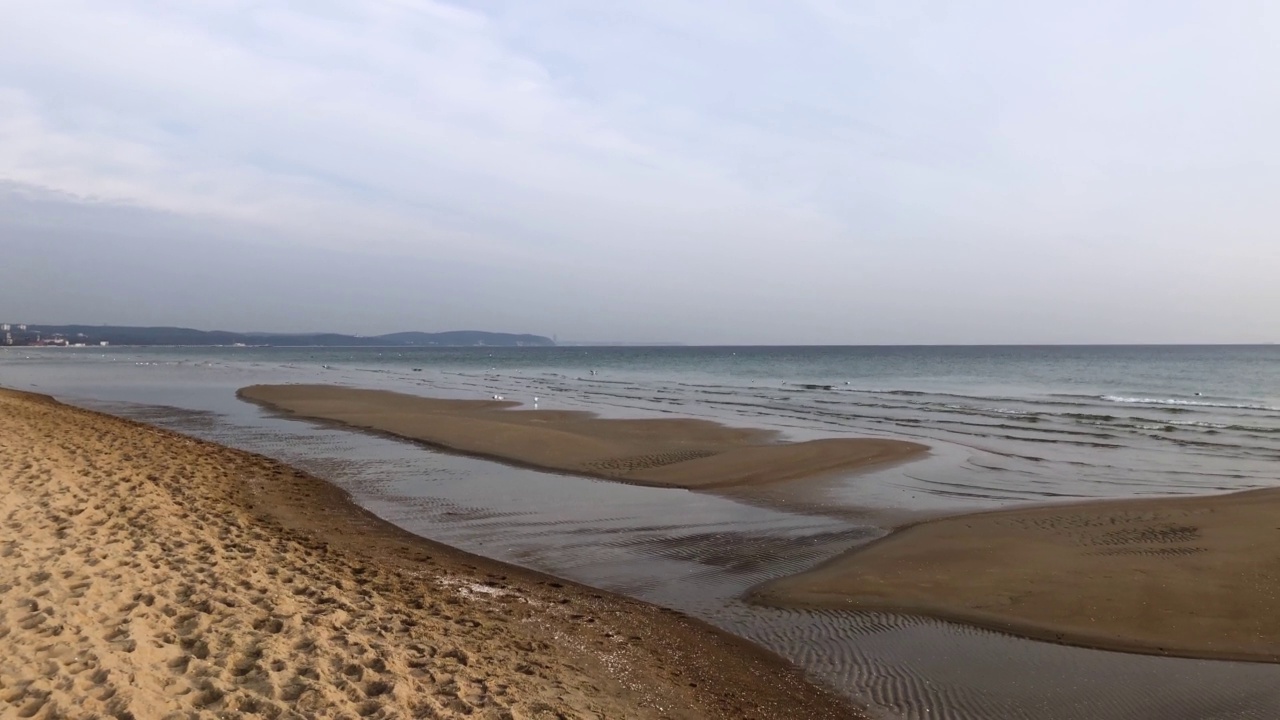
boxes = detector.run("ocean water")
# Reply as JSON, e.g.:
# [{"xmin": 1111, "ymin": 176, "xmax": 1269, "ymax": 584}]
[
  {"xmin": 3, "ymin": 344, "xmax": 1280, "ymax": 719},
  {"xmin": 12, "ymin": 343, "xmax": 1277, "ymax": 510}
]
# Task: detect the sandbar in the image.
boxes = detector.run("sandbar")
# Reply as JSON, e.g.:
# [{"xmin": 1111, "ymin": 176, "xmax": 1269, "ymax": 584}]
[
  {"xmin": 0, "ymin": 388, "xmax": 860, "ymax": 719},
  {"xmin": 238, "ymin": 384, "xmax": 927, "ymax": 490},
  {"xmin": 753, "ymin": 488, "xmax": 1280, "ymax": 662}
]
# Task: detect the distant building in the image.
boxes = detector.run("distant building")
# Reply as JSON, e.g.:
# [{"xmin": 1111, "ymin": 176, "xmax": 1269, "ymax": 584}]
[{"xmin": 0, "ymin": 324, "xmax": 9, "ymax": 332}]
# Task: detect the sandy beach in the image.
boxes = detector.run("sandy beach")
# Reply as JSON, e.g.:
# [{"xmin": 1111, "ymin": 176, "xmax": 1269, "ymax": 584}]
[
  {"xmin": 0, "ymin": 388, "xmax": 860, "ymax": 719},
  {"xmin": 755, "ymin": 487, "xmax": 1280, "ymax": 663},
  {"xmin": 237, "ymin": 385, "xmax": 926, "ymax": 490}
]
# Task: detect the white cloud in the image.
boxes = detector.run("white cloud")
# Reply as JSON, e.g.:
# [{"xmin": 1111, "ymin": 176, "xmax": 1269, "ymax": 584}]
[
  {"xmin": 0, "ymin": 1, "xmax": 839, "ymax": 263},
  {"xmin": 1, "ymin": 0, "xmax": 1278, "ymax": 342}
]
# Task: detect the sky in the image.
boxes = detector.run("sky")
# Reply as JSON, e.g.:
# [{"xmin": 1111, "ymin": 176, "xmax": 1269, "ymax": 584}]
[{"xmin": 1, "ymin": 1, "xmax": 1277, "ymax": 344}]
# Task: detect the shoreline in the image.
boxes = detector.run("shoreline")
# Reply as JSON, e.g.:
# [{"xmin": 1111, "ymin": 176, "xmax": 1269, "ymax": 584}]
[
  {"xmin": 752, "ymin": 487, "xmax": 1280, "ymax": 663},
  {"xmin": 237, "ymin": 384, "xmax": 928, "ymax": 491},
  {"xmin": 0, "ymin": 388, "xmax": 860, "ymax": 719}
]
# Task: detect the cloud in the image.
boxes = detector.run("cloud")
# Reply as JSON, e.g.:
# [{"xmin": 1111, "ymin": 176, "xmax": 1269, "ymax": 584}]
[
  {"xmin": 1, "ymin": 1, "xmax": 1277, "ymax": 342},
  {"xmin": 0, "ymin": 2, "xmax": 834, "ymax": 261}
]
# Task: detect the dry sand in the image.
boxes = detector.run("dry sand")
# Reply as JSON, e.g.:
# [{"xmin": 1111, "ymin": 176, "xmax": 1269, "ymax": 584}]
[
  {"xmin": 0, "ymin": 388, "xmax": 861, "ymax": 719},
  {"xmin": 238, "ymin": 385, "xmax": 926, "ymax": 490},
  {"xmin": 754, "ymin": 488, "xmax": 1280, "ymax": 662}
]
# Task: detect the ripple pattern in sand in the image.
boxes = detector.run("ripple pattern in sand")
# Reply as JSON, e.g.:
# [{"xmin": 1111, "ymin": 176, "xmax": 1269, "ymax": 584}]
[
  {"xmin": 717, "ymin": 608, "xmax": 1280, "ymax": 720},
  {"xmin": 583, "ymin": 449, "xmax": 721, "ymax": 475}
]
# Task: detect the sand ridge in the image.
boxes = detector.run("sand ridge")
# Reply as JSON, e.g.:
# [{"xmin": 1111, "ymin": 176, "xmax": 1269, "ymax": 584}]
[
  {"xmin": 237, "ymin": 384, "xmax": 927, "ymax": 490},
  {"xmin": 753, "ymin": 488, "xmax": 1280, "ymax": 663},
  {"xmin": 0, "ymin": 388, "xmax": 861, "ymax": 719}
]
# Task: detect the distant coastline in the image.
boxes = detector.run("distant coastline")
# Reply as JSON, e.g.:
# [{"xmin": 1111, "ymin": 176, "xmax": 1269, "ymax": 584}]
[{"xmin": 0, "ymin": 324, "xmax": 554, "ymax": 348}]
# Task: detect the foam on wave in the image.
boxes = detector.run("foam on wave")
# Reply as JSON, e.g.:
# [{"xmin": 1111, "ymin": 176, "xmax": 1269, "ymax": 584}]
[{"xmin": 1099, "ymin": 396, "xmax": 1279, "ymax": 412}]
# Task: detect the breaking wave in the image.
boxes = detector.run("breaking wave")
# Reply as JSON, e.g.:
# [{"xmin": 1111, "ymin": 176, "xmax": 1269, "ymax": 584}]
[{"xmin": 1099, "ymin": 396, "xmax": 1279, "ymax": 412}]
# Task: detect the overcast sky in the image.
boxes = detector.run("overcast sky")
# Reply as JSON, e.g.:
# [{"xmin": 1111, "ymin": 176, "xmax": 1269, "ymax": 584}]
[{"xmin": 2, "ymin": 1, "xmax": 1277, "ymax": 344}]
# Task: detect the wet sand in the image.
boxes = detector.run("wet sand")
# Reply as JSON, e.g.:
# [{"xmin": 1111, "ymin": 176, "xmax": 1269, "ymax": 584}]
[
  {"xmin": 0, "ymin": 388, "xmax": 860, "ymax": 719},
  {"xmin": 754, "ymin": 488, "xmax": 1280, "ymax": 663},
  {"xmin": 238, "ymin": 384, "xmax": 926, "ymax": 490}
]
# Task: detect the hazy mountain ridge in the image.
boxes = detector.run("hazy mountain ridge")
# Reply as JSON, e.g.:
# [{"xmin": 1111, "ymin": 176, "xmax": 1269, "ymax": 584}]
[{"xmin": 11, "ymin": 325, "xmax": 555, "ymax": 347}]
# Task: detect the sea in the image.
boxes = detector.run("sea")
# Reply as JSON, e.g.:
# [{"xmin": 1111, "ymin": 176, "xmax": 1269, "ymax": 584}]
[{"xmin": 3, "ymin": 344, "xmax": 1279, "ymax": 719}]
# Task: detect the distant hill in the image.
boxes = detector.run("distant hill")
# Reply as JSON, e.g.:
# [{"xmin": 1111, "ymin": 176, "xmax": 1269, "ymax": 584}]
[{"xmin": 8, "ymin": 325, "xmax": 555, "ymax": 347}]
